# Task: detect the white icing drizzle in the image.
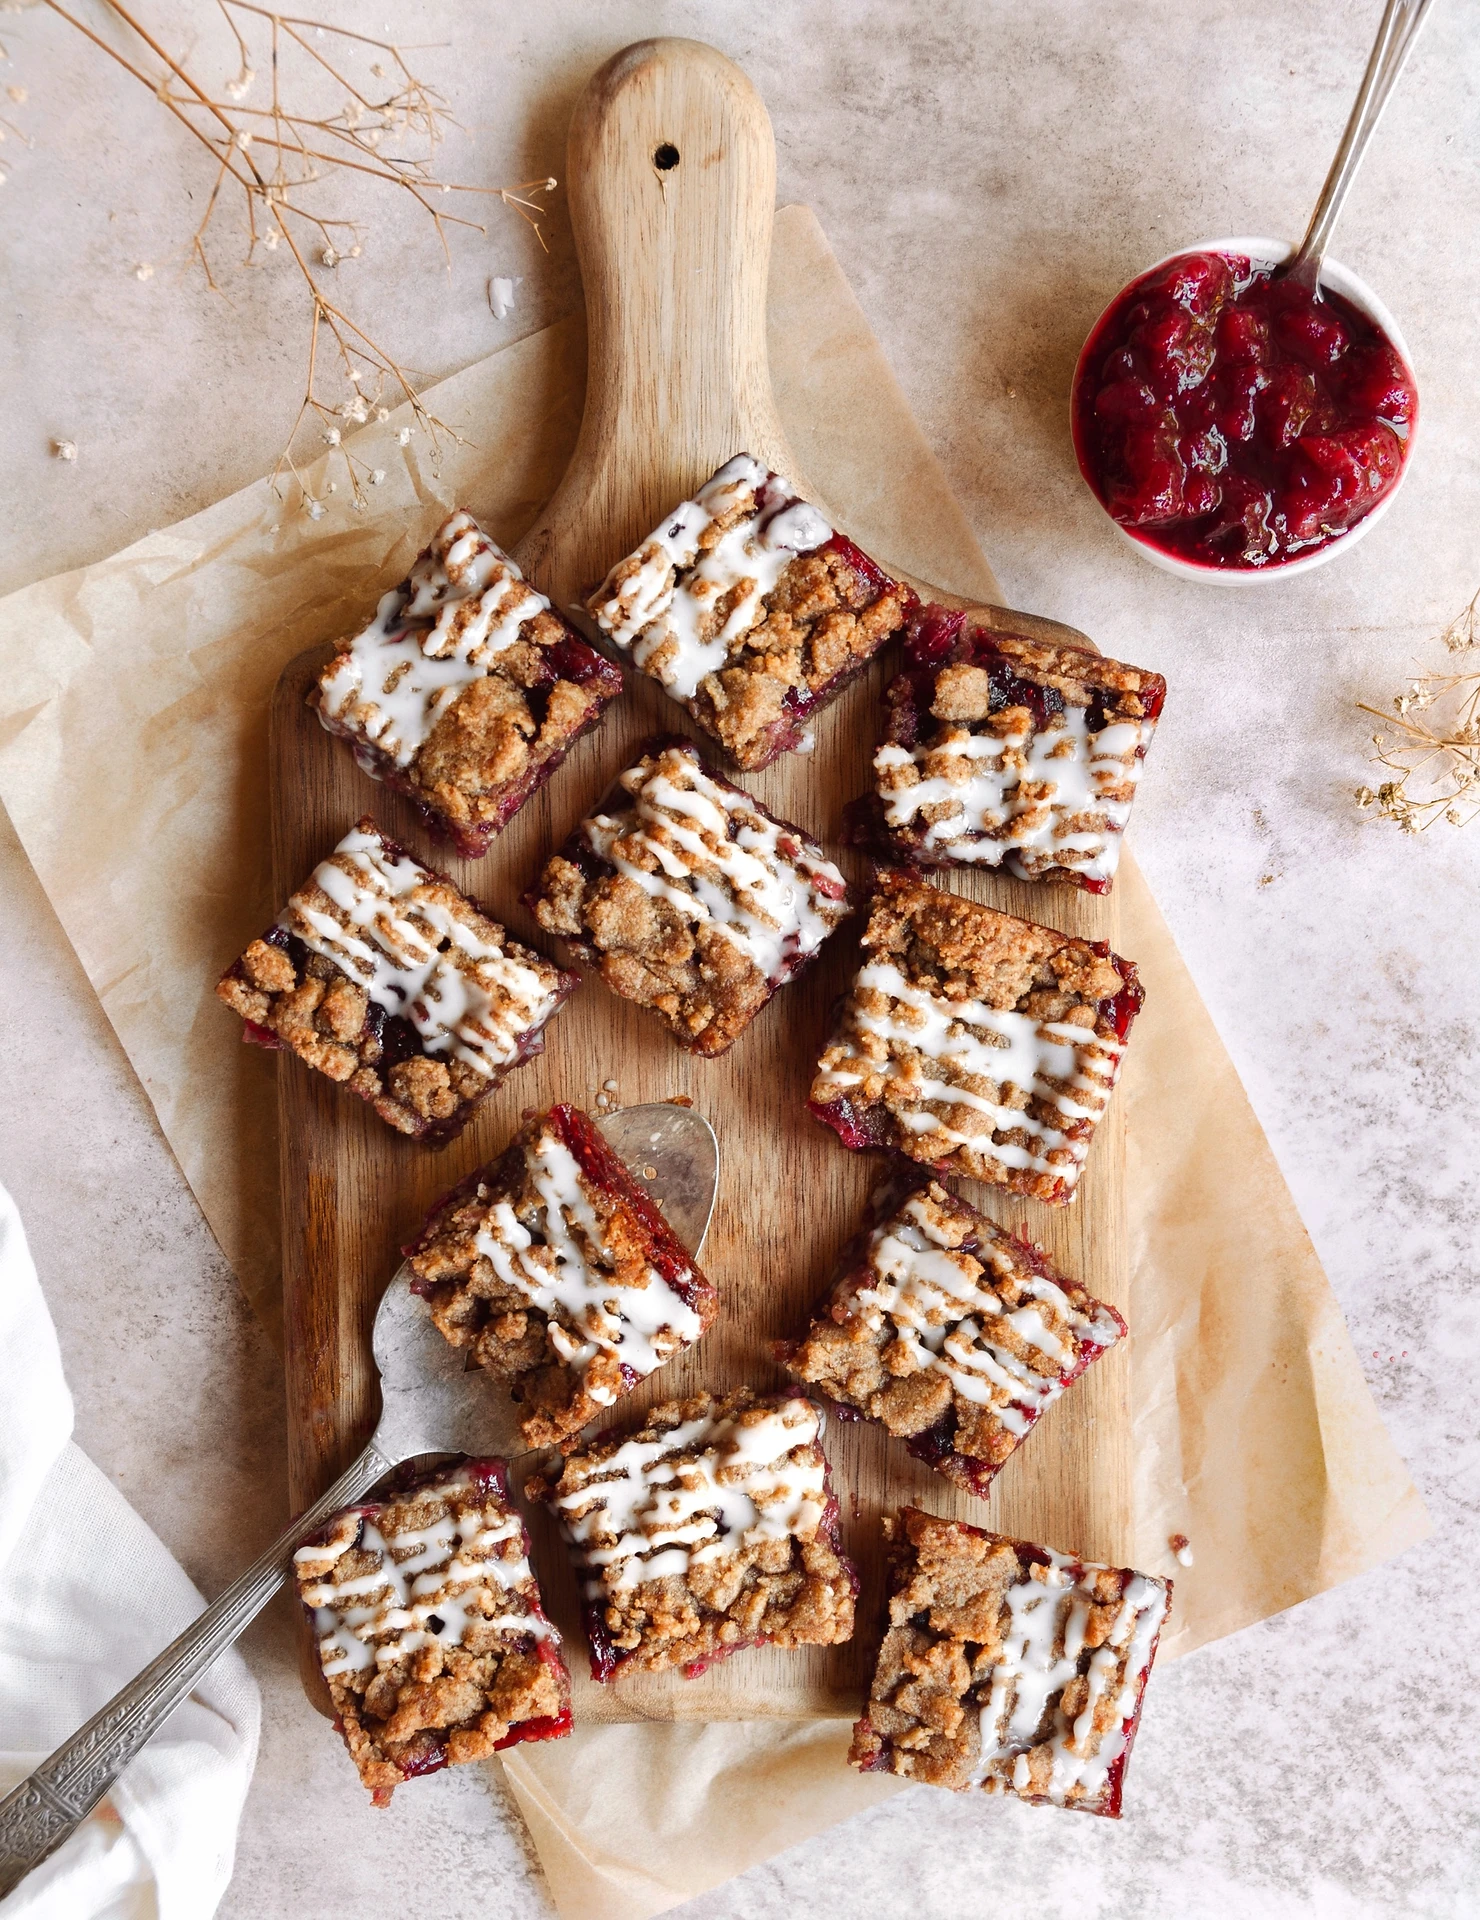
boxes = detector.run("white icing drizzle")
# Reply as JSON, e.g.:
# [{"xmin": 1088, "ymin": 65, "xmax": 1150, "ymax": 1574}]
[
  {"xmin": 588, "ymin": 454, "xmax": 834, "ymax": 701},
  {"xmin": 585, "ymin": 747, "xmax": 847, "ymax": 984},
  {"xmin": 553, "ymin": 1402, "xmax": 827, "ymax": 1594},
  {"xmin": 814, "ymin": 959, "xmax": 1126, "ymax": 1180},
  {"xmin": 473, "ymin": 1127, "xmax": 704, "ymax": 1400},
  {"xmin": 876, "ymin": 705, "xmax": 1157, "ymax": 885},
  {"xmin": 854, "ymin": 1191, "xmax": 1121, "ymax": 1433},
  {"xmin": 299, "ymin": 1473, "xmax": 553, "ymax": 1680},
  {"xmin": 969, "ymin": 1553, "xmax": 1167, "ymax": 1806},
  {"xmin": 283, "ymin": 822, "xmax": 559, "ymax": 1079},
  {"xmin": 317, "ymin": 509, "xmax": 550, "ymax": 766}
]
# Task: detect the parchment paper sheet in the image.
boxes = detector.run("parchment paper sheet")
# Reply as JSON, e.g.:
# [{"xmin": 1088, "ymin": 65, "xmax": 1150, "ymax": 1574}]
[{"xmin": 0, "ymin": 206, "xmax": 1427, "ymax": 1915}]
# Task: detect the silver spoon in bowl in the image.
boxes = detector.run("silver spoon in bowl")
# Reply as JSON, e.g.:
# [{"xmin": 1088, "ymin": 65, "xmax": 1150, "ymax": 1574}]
[
  {"xmin": 0, "ymin": 1102, "xmax": 719, "ymax": 1896},
  {"xmin": 1071, "ymin": 0, "xmax": 1436, "ymax": 581},
  {"xmin": 1281, "ymin": 0, "xmax": 1437, "ymax": 295}
]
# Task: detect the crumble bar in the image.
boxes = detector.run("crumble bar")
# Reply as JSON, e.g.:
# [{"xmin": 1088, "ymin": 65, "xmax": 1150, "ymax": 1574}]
[
  {"xmin": 293, "ymin": 1457, "xmax": 571, "ymax": 1806},
  {"xmin": 529, "ymin": 1388, "xmax": 858, "ymax": 1680},
  {"xmin": 217, "ymin": 817, "xmax": 574, "ymax": 1143},
  {"xmin": 781, "ymin": 1178, "xmax": 1124, "ymax": 1496},
  {"xmin": 405, "ymin": 1103, "xmax": 718, "ymax": 1450},
  {"xmin": 851, "ymin": 606, "xmax": 1165, "ymax": 892},
  {"xmin": 809, "ymin": 869, "xmax": 1142, "ymax": 1205},
  {"xmin": 526, "ymin": 738, "xmax": 851, "ymax": 1056},
  {"xmin": 312, "ymin": 509, "xmax": 622, "ymax": 856},
  {"xmin": 850, "ymin": 1508, "xmax": 1169, "ymax": 1817},
  {"xmin": 585, "ymin": 454, "xmax": 916, "ymax": 770}
]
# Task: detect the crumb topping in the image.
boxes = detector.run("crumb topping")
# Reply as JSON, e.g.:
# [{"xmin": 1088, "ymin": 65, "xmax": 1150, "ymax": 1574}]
[
  {"xmin": 313, "ymin": 509, "xmax": 619, "ymax": 849},
  {"xmin": 588, "ymin": 455, "xmax": 833, "ymax": 696},
  {"xmin": 294, "ymin": 1462, "xmax": 569, "ymax": 1802},
  {"xmin": 529, "ymin": 741, "xmax": 850, "ymax": 1055},
  {"xmin": 871, "ymin": 611, "xmax": 1165, "ymax": 889},
  {"xmin": 586, "ymin": 454, "xmax": 913, "ymax": 769},
  {"xmin": 810, "ymin": 870, "xmax": 1138, "ymax": 1203},
  {"xmin": 532, "ymin": 1388, "xmax": 857, "ymax": 1678},
  {"xmin": 318, "ymin": 511, "xmax": 553, "ymax": 767},
  {"xmin": 282, "ymin": 821, "xmax": 559, "ymax": 1075},
  {"xmin": 850, "ymin": 1509, "xmax": 1168, "ymax": 1816},
  {"xmin": 784, "ymin": 1181, "xmax": 1124, "ymax": 1491},
  {"xmin": 406, "ymin": 1106, "xmax": 716, "ymax": 1450},
  {"xmin": 216, "ymin": 818, "xmax": 569, "ymax": 1138}
]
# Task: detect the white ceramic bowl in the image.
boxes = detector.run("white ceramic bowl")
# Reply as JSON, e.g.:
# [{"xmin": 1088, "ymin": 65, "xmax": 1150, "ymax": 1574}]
[{"xmin": 1070, "ymin": 236, "xmax": 1417, "ymax": 583}]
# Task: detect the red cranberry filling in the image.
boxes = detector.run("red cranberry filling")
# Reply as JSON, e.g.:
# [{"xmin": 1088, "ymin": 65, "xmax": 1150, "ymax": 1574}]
[
  {"xmin": 583, "ymin": 1604, "xmax": 621, "ymax": 1684},
  {"xmin": 494, "ymin": 1637, "xmax": 575, "ymax": 1748},
  {"xmin": 900, "ymin": 609, "xmax": 1068, "ymax": 734},
  {"xmin": 807, "ymin": 1091, "xmax": 894, "ymax": 1154},
  {"xmin": 494, "ymin": 1706, "xmax": 574, "ymax": 1749},
  {"xmin": 1074, "ymin": 250, "xmax": 1415, "ymax": 568},
  {"xmin": 396, "ymin": 1736, "xmax": 450, "ymax": 1780},
  {"xmin": 821, "ymin": 531, "xmax": 899, "ymax": 604},
  {"xmin": 549, "ymin": 1102, "xmax": 710, "ymax": 1309},
  {"xmin": 1098, "ymin": 949, "xmax": 1145, "ymax": 1041}
]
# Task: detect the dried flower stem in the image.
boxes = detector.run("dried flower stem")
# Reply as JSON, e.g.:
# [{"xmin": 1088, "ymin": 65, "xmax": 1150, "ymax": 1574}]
[
  {"xmin": 1355, "ymin": 589, "xmax": 1480, "ymax": 832},
  {"xmin": 42, "ymin": 0, "xmax": 556, "ymax": 511}
]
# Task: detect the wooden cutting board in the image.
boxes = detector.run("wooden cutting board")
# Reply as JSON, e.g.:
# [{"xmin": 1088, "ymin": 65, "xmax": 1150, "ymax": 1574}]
[{"xmin": 270, "ymin": 38, "xmax": 1131, "ymax": 1724}]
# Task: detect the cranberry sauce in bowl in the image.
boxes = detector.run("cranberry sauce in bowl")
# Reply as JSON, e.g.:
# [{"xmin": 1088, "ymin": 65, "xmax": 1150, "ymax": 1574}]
[{"xmin": 1072, "ymin": 242, "xmax": 1417, "ymax": 576}]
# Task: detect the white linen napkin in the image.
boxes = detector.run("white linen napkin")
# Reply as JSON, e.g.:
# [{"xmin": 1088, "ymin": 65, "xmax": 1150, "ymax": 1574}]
[{"xmin": 0, "ymin": 1185, "xmax": 260, "ymax": 1919}]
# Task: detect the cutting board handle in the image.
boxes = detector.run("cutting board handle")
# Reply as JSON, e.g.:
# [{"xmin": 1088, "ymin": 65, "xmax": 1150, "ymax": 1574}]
[{"xmin": 517, "ymin": 39, "xmax": 798, "ymax": 599}]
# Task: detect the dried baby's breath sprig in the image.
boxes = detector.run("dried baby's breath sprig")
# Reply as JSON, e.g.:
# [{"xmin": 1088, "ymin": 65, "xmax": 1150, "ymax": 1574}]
[
  {"xmin": 1356, "ymin": 589, "xmax": 1480, "ymax": 833},
  {"xmin": 42, "ymin": 0, "xmax": 557, "ymax": 512}
]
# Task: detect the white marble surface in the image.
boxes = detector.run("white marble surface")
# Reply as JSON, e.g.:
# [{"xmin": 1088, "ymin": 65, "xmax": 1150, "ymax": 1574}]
[{"xmin": 2, "ymin": 1, "xmax": 1478, "ymax": 1914}]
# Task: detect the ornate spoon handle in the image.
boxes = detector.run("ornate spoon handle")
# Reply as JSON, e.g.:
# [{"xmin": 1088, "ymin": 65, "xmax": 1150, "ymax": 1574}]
[
  {"xmin": 0, "ymin": 1439, "xmax": 393, "ymax": 1897},
  {"xmin": 1286, "ymin": 0, "xmax": 1436, "ymax": 291}
]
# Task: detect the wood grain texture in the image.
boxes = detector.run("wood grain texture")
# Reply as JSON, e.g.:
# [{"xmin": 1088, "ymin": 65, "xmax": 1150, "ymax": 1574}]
[{"xmin": 271, "ymin": 38, "xmax": 1132, "ymax": 1725}]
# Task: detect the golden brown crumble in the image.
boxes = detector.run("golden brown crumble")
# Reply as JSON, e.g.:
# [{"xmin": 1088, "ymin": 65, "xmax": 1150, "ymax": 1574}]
[
  {"xmin": 384, "ymin": 608, "xmax": 607, "ymax": 836},
  {"xmin": 974, "ymin": 623, "xmax": 1165, "ymax": 717},
  {"xmin": 530, "ymin": 1388, "xmax": 857, "ymax": 1679},
  {"xmin": 405, "ymin": 1107, "xmax": 717, "ymax": 1450},
  {"xmin": 587, "ymin": 475, "xmax": 913, "ymax": 772},
  {"xmin": 682, "ymin": 547, "xmax": 912, "ymax": 769},
  {"xmin": 311, "ymin": 512, "xmax": 620, "ymax": 853},
  {"xmin": 810, "ymin": 870, "xmax": 1138, "ymax": 1204},
  {"xmin": 216, "ymin": 818, "xmax": 569, "ymax": 1140},
  {"xmin": 928, "ymin": 662, "xmax": 996, "ymax": 722},
  {"xmin": 527, "ymin": 742, "xmax": 851, "ymax": 1057},
  {"xmin": 783, "ymin": 1180, "xmax": 1124, "ymax": 1493},
  {"xmin": 295, "ymin": 1465, "xmax": 569, "ymax": 1804},
  {"xmin": 849, "ymin": 1509, "xmax": 1169, "ymax": 1816}
]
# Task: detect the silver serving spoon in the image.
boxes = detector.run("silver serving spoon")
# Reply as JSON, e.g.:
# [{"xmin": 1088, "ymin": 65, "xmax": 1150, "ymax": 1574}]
[
  {"xmin": 0, "ymin": 1103, "xmax": 719, "ymax": 1895},
  {"xmin": 1282, "ymin": 0, "xmax": 1436, "ymax": 294}
]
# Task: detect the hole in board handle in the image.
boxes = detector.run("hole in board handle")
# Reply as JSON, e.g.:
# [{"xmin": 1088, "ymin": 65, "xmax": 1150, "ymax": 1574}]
[{"xmin": 653, "ymin": 143, "xmax": 680, "ymax": 172}]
